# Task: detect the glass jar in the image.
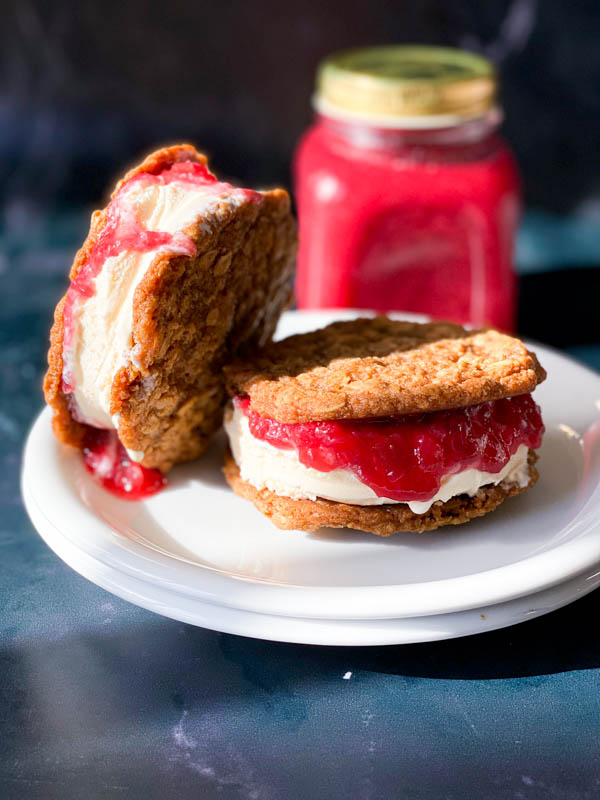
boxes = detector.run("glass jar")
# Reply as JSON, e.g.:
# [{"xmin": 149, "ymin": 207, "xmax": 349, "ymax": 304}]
[{"xmin": 294, "ymin": 46, "xmax": 521, "ymax": 330}]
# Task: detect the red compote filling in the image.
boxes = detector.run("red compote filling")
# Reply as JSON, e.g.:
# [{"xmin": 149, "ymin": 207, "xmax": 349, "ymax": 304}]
[
  {"xmin": 82, "ymin": 428, "xmax": 166, "ymax": 500},
  {"xmin": 238, "ymin": 394, "xmax": 544, "ymax": 503}
]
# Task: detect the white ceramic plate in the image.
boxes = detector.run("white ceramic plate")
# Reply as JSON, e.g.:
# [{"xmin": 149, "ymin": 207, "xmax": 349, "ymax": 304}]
[
  {"xmin": 22, "ymin": 311, "xmax": 600, "ymax": 633},
  {"xmin": 21, "ymin": 477, "xmax": 600, "ymax": 645}
]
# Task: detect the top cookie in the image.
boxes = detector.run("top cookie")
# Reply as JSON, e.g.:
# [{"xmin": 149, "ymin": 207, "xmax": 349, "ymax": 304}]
[{"xmin": 224, "ymin": 317, "xmax": 546, "ymax": 423}]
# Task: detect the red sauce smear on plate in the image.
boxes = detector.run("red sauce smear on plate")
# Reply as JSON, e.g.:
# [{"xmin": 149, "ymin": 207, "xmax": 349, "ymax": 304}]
[
  {"xmin": 238, "ymin": 394, "xmax": 544, "ymax": 503},
  {"xmin": 82, "ymin": 428, "xmax": 166, "ymax": 500}
]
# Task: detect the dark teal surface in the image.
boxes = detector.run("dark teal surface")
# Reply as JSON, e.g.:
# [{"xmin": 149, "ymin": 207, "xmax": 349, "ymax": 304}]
[{"xmin": 2, "ymin": 229, "xmax": 600, "ymax": 799}]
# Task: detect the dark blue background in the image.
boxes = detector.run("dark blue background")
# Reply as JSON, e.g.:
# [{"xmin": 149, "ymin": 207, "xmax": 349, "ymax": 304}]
[
  {"xmin": 2, "ymin": 0, "xmax": 599, "ymax": 354},
  {"xmin": 2, "ymin": 1, "xmax": 600, "ymax": 797},
  {"xmin": 2, "ymin": 0, "xmax": 599, "ymax": 213}
]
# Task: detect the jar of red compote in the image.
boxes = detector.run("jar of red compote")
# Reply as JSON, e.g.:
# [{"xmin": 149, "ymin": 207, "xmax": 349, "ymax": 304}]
[{"xmin": 294, "ymin": 46, "xmax": 521, "ymax": 330}]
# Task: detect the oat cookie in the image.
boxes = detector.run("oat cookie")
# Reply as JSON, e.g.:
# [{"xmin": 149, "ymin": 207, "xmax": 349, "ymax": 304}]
[{"xmin": 225, "ymin": 317, "xmax": 546, "ymax": 423}]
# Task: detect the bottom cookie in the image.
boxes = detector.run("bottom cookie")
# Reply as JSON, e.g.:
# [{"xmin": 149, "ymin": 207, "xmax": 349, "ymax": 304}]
[{"xmin": 223, "ymin": 450, "xmax": 539, "ymax": 536}]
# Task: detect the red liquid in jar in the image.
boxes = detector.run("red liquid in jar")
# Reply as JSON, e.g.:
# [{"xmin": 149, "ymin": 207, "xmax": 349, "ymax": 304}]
[
  {"xmin": 239, "ymin": 394, "xmax": 543, "ymax": 503},
  {"xmin": 82, "ymin": 428, "xmax": 167, "ymax": 500},
  {"xmin": 294, "ymin": 116, "xmax": 520, "ymax": 330}
]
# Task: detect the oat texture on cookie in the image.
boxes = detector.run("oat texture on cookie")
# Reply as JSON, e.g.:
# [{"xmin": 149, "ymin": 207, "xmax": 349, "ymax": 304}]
[{"xmin": 224, "ymin": 318, "xmax": 546, "ymax": 423}]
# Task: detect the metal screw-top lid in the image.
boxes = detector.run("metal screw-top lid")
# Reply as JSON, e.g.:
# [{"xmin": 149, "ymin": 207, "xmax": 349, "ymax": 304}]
[{"xmin": 316, "ymin": 45, "xmax": 497, "ymax": 125}]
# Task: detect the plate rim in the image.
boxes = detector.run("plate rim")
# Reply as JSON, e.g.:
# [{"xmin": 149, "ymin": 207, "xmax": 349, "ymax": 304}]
[{"xmin": 22, "ymin": 477, "xmax": 600, "ymax": 646}]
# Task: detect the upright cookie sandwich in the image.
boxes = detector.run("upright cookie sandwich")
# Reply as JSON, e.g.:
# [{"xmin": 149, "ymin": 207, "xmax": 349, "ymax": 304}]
[
  {"xmin": 223, "ymin": 318, "xmax": 546, "ymax": 535},
  {"xmin": 44, "ymin": 144, "xmax": 296, "ymax": 494}
]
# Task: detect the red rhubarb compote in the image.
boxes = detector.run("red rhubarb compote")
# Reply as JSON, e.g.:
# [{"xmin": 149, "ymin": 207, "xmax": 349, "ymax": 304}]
[
  {"xmin": 294, "ymin": 46, "xmax": 520, "ymax": 329},
  {"xmin": 238, "ymin": 395, "xmax": 544, "ymax": 504},
  {"xmin": 82, "ymin": 428, "xmax": 166, "ymax": 501}
]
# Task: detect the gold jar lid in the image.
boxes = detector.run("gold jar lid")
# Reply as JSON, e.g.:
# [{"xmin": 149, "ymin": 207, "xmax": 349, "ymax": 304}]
[{"xmin": 316, "ymin": 45, "xmax": 497, "ymax": 125}]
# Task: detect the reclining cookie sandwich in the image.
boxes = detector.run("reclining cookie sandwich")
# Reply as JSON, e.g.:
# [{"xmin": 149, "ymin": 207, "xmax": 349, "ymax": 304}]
[
  {"xmin": 44, "ymin": 144, "xmax": 296, "ymax": 496},
  {"xmin": 224, "ymin": 318, "xmax": 546, "ymax": 535}
]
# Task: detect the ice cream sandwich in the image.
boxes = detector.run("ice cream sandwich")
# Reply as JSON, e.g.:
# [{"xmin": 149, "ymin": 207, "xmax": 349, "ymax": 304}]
[
  {"xmin": 44, "ymin": 144, "xmax": 296, "ymax": 495},
  {"xmin": 223, "ymin": 317, "xmax": 546, "ymax": 535}
]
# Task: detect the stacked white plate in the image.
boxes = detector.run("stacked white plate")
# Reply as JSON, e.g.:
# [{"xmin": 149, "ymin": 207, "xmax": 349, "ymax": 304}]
[{"xmin": 22, "ymin": 311, "xmax": 600, "ymax": 646}]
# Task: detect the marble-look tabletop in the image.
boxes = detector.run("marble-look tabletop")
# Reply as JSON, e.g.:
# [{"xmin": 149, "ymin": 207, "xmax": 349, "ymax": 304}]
[{"xmin": 2, "ymin": 222, "xmax": 600, "ymax": 799}]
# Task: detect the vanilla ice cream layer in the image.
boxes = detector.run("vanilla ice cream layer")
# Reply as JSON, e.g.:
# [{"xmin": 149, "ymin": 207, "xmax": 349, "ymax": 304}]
[
  {"xmin": 67, "ymin": 180, "xmax": 250, "ymax": 448},
  {"xmin": 224, "ymin": 404, "xmax": 531, "ymax": 515}
]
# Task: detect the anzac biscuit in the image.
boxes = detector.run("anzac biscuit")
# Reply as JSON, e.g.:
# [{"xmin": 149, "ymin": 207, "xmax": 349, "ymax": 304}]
[{"xmin": 224, "ymin": 317, "xmax": 546, "ymax": 423}]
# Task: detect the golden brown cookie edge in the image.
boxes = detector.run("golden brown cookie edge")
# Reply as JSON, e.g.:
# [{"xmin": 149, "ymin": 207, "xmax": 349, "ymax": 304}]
[
  {"xmin": 223, "ymin": 449, "xmax": 539, "ymax": 536},
  {"xmin": 224, "ymin": 318, "xmax": 546, "ymax": 423},
  {"xmin": 114, "ymin": 188, "xmax": 296, "ymax": 471}
]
